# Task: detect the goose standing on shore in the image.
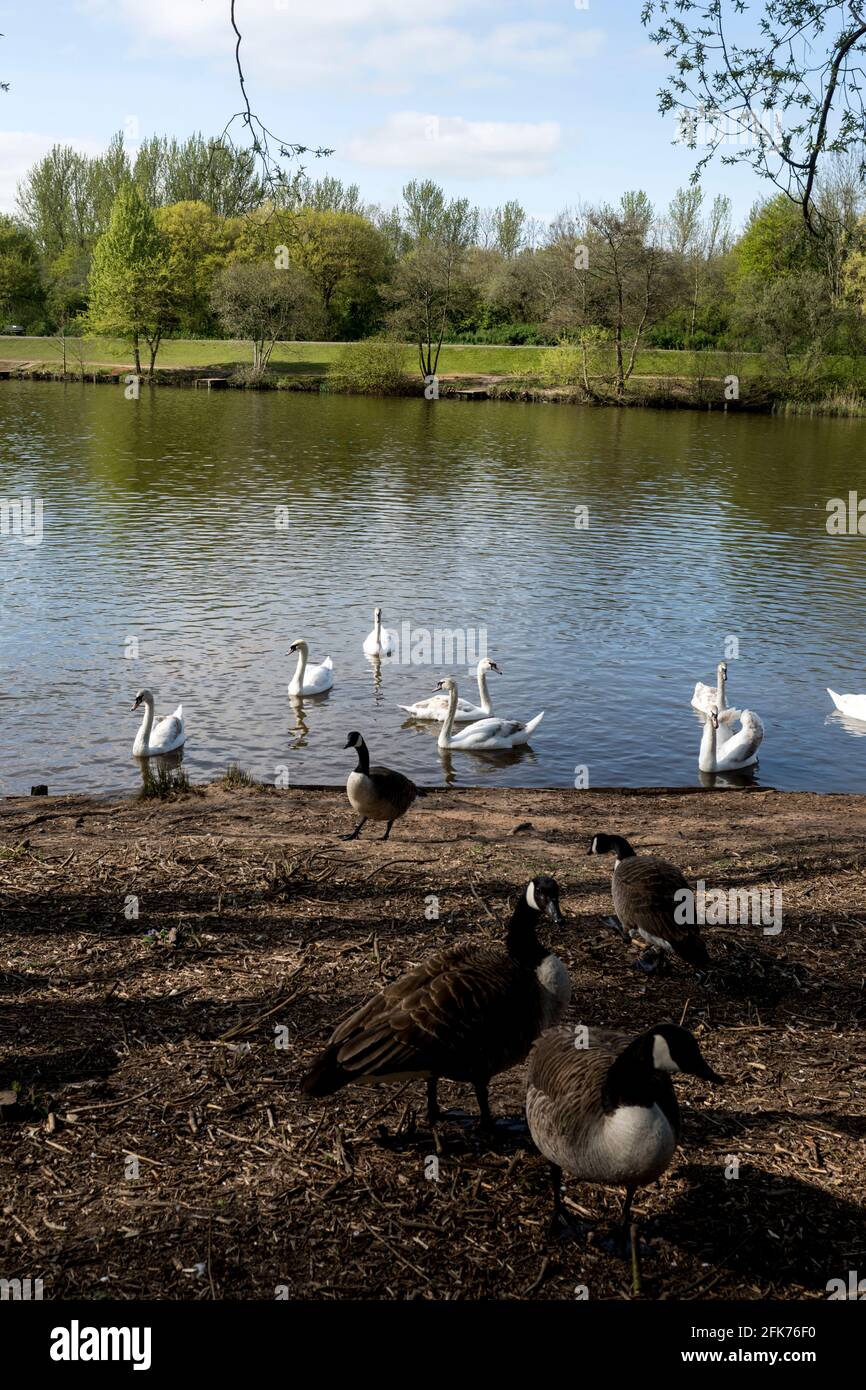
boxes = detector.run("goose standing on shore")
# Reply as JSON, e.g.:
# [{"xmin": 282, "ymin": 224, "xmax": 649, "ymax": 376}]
[
  {"xmin": 288, "ymin": 639, "xmax": 334, "ymax": 696},
  {"xmin": 131, "ymin": 689, "xmax": 186, "ymax": 757},
  {"xmin": 435, "ymin": 677, "xmax": 544, "ymax": 751},
  {"xmin": 699, "ymin": 705, "xmax": 763, "ymax": 773},
  {"xmin": 363, "ymin": 607, "xmax": 395, "ymax": 658},
  {"xmin": 588, "ymin": 833, "xmax": 709, "ymax": 971},
  {"xmin": 827, "ymin": 686, "xmax": 866, "ymax": 722},
  {"xmin": 526, "ymin": 1023, "xmax": 723, "ymax": 1241},
  {"xmin": 302, "ymin": 876, "xmax": 571, "ymax": 1131},
  {"xmin": 343, "ymin": 731, "xmax": 417, "ymax": 840},
  {"xmin": 399, "ymin": 658, "xmax": 502, "ymax": 722}
]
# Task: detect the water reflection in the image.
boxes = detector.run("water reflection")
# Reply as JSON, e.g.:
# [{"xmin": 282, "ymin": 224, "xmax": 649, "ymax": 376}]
[{"xmin": 3, "ymin": 382, "xmax": 866, "ymax": 795}]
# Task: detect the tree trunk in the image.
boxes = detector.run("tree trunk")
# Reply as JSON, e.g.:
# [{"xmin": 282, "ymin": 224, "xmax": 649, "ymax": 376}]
[{"xmin": 132, "ymin": 332, "xmax": 141, "ymax": 376}]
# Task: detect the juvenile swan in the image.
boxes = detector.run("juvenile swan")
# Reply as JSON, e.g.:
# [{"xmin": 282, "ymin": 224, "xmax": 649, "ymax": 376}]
[
  {"xmin": 131, "ymin": 690, "xmax": 185, "ymax": 757},
  {"xmin": 399, "ymin": 658, "xmax": 502, "ymax": 722},
  {"xmin": 435, "ymin": 677, "xmax": 544, "ymax": 751},
  {"xmin": 288, "ymin": 639, "xmax": 334, "ymax": 696},
  {"xmin": 302, "ymin": 876, "xmax": 571, "ymax": 1130}
]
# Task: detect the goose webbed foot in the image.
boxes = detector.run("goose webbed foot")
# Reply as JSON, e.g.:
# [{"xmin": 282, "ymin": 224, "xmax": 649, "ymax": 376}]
[
  {"xmin": 381, "ymin": 821, "xmax": 393, "ymax": 841},
  {"xmin": 546, "ymin": 1165, "xmax": 588, "ymax": 1243},
  {"xmin": 602, "ymin": 914, "xmax": 632, "ymax": 943},
  {"xmin": 634, "ymin": 948, "xmax": 667, "ymax": 975},
  {"xmin": 341, "ymin": 817, "xmax": 367, "ymax": 841}
]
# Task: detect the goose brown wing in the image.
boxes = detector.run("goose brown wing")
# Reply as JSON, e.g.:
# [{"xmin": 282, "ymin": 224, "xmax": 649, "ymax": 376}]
[
  {"xmin": 527, "ymin": 1026, "xmax": 618, "ymax": 1130},
  {"xmin": 613, "ymin": 856, "xmax": 708, "ymax": 963},
  {"xmin": 326, "ymin": 943, "xmax": 528, "ymax": 1081},
  {"xmin": 527, "ymin": 1027, "xmax": 682, "ymax": 1139},
  {"xmin": 368, "ymin": 765, "xmax": 417, "ymax": 814}
]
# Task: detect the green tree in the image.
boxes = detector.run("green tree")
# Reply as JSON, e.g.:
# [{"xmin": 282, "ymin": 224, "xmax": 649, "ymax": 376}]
[
  {"xmin": 0, "ymin": 217, "xmax": 43, "ymax": 327},
  {"xmin": 210, "ymin": 262, "xmax": 319, "ymax": 374},
  {"xmin": 643, "ymin": 1, "xmax": 866, "ymax": 234},
  {"xmin": 155, "ymin": 201, "xmax": 236, "ymax": 335},
  {"xmin": 288, "ymin": 209, "xmax": 391, "ymax": 336},
  {"xmin": 87, "ymin": 183, "xmax": 174, "ymax": 375}
]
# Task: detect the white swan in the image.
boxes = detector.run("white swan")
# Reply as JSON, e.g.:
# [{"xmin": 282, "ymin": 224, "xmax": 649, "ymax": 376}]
[
  {"xmin": 827, "ymin": 687, "xmax": 866, "ymax": 722},
  {"xmin": 288, "ymin": 639, "xmax": 334, "ymax": 696},
  {"xmin": 692, "ymin": 661, "xmax": 729, "ymax": 714},
  {"xmin": 132, "ymin": 689, "xmax": 185, "ymax": 756},
  {"xmin": 435, "ymin": 677, "xmax": 544, "ymax": 751},
  {"xmin": 698, "ymin": 704, "xmax": 763, "ymax": 773},
  {"xmin": 399, "ymin": 658, "xmax": 502, "ymax": 722},
  {"xmin": 363, "ymin": 607, "xmax": 396, "ymax": 658}
]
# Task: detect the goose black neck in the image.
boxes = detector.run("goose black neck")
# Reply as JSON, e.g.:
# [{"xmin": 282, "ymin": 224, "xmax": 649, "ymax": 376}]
[
  {"xmin": 611, "ymin": 836, "xmax": 636, "ymax": 860},
  {"xmin": 354, "ymin": 739, "xmax": 370, "ymax": 775},
  {"xmin": 603, "ymin": 1032, "xmax": 657, "ymax": 1110},
  {"xmin": 506, "ymin": 896, "xmax": 547, "ymax": 968}
]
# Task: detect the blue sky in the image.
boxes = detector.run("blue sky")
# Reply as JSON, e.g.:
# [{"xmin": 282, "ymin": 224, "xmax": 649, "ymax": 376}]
[{"xmin": 0, "ymin": 0, "xmax": 767, "ymax": 227}]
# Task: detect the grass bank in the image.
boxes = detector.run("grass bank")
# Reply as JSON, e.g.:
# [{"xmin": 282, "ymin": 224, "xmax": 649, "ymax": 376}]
[
  {"xmin": 2, "ymin": 335, "xmax": 865, "ymax": 415},
  {"xmin": 0, "ymin": 782, "xmax": 863, "ymax": 1300}
]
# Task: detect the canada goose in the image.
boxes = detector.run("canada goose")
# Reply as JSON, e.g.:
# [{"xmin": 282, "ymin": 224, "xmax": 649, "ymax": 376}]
[
  {"xmin": 588, "ymin": 833, "xmax": 709, "ymax": 971},
  {"xmin": 288, "ymin": 639, "xmax": 334, "ymax": 696},
  {"xmin": 301, "ymin": 876, "xmax": 571, "ymax": 1130},
  {"xmin": 827, "ymin": 686, "xmax": 866, "ymax": 722},
  {"xmin": 363, "ymin": 606, "xmax": 396, "ymax": 658},
  {"xmin": 131, "ymin": 690, "xmax": 185, "ymax": 756},
  {"xmin": 526, "ymin": 1022, "xmax": 723, "ymax": 1240},
  {"xmin": 435, "ymin": 677, "xmax": 544, "ymax": 751},
  {"xmin": 343, "ymin": 731, "xmax": 417, "ymax": 841},
  {"xmin": 699, "ymin": 705, "xmax": 763, "ymax": 773},
  {"xmin": 399, "ymin": 658, "xmax": 502, "ymax": 722}
]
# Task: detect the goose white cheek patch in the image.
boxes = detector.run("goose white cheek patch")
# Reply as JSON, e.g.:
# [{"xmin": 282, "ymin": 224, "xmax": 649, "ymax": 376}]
[
  {"xmin": 526, "ymin": 881, "xmax": 538, "ymax": 910},
  {"xmin": 652, "ymin": 1034, "xmax": 679, "ymax": 1072}
]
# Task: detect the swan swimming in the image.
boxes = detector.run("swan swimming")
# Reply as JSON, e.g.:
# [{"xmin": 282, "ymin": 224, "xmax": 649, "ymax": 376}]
[
  {"xmin": 288, "ymin": 639, "xmax": 334, "ymax": 696},
  {"xmin": 699, "ymin": 704, "xmax": 763, "ymax": 773},
  {"xmin": 692, "ymin": 661, "xmax": 729, "ymax": 715},
  {"xmin": 132, "ymin": 689, "xmax": 186, "ymax": 757},
  {"xmin": 434, "ymin": 677, "xmax": 544, "ymax": 751},
  {"xmin": 827, "ymin": 687, "xmax": 866, "ymax": 722},
  {"xmin": 363, "ymin": 607, "xmax": 396, "ymax": 658},
  {"xmin": 399, "ymin": 658, "xmax": 502, "ymax": 722}
]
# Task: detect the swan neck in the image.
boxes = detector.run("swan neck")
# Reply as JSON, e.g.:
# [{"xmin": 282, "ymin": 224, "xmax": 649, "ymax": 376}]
[
  {"xmin": 438, "ymin": 685, "xmax": 458, "ymax": 744},
  {"xmin": 717, "ymin": 665, "xmax": 727, "ymax": 711},
  {"xmin": 139, "ymin": 698, "xmax": 154, "ymax": 748},
  {"xmin": 700, "ymin": 714, "xmax": 717, "ymax": 769},
  {"xmin": 477, "ymin": 665, "xmax": 491, "ymax": 713},
  {"xmin": 294, "ymin": 647, "xmax": 307, "ymax": 682}
]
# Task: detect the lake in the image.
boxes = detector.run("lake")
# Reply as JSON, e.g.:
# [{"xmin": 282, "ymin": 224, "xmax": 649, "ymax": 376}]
[{"xmin": 1, "ymin": 379, "xmax": 865, "ymax": 797}]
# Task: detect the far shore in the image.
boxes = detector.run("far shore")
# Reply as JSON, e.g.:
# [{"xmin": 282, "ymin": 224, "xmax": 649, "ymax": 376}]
[{"xmin": 2, "ymin": 335, "xmax": 865, "ymax": 415}]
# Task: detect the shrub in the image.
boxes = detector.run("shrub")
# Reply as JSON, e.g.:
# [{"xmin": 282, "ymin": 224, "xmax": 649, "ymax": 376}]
[{"xmin": 330, "ymin": 337, "xmax": 410, "ymax": 393}]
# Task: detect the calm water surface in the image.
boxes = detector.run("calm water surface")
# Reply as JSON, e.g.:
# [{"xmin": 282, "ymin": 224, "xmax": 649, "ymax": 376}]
[{"xmin": 2, "ymin": 380, "xmax": 866, "ymax": 796}]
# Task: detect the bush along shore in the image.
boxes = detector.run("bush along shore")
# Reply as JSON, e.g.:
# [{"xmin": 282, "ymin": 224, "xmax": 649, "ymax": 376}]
[{"xmin": 3, "ymin": 349, "xmax": 865, "ymax": 416}]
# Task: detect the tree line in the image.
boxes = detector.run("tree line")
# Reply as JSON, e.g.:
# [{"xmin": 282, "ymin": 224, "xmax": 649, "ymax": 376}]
[{"xmin": 1, "ymin": 130, "xmax": 865, "ymax": 388}]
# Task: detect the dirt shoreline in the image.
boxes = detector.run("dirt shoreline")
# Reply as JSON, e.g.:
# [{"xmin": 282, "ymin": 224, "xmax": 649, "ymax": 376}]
[{"xmin": 1, "ymin": 783, "xmax": 864, "ymax": 1300}]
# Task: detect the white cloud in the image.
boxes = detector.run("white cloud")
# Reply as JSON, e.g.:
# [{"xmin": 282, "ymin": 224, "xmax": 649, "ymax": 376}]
[
  {"xmin": 0, "ymin": 132, "xmax": 102, "ymax": 215},
  {"xmin": 88, "ymin": 0, "xmax": 604, "ymax": 91},
  {"xmin": 346, "ymin": 113, "xmax": 561, "ymax": 177}
]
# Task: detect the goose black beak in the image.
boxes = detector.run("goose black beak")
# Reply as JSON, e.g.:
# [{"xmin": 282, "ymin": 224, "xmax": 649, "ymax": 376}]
[
  {"xmin": 546, "ymin": 901, "xmax": 563, "ymax": 926},
  {"xmin": 695, "ymin": 1062, "xmax": 725, "ymax": 1084}
]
